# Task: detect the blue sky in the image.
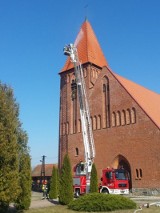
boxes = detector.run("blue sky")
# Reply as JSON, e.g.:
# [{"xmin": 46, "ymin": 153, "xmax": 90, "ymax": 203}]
[{"xmin": 0, "ymin": 0, "xmax": 160, "ymax": 168}]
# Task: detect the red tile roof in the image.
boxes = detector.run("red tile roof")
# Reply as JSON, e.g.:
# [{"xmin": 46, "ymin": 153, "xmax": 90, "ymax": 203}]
[
  {"xmin": 112, "ymin": 71, "xmax": 160, "ymax": 129},
  {"xmin": 61, "ymin": 19, "xmax": 108, "ymax": 72},
  {"xmin": 32, "ymin": 164, "xmax": 57, "ymax": 177},
  {"xmin": 61, "ymin": 19, "xmax": 160, "ymax": 129}
]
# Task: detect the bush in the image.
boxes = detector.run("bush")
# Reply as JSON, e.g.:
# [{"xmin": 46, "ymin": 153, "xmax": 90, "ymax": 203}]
[
  {"xmin": 59, "ymin": 154, "xmax": 73, "ymax": 205},
  {"xmin": 49, "ymin": 166, "xmax": 58, "ymax": 199},
  {"xmin": 68, "ymin": 193, "xmax": 136, "ymax": 212},
  {"xmin": 90, "ymin": 163, "xmax": 98, "ymax": 193}
]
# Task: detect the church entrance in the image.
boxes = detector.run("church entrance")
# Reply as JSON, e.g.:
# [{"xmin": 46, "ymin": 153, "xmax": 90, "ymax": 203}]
[{"xmin": 111, "ymin": 155, "xmax": 132, "ymax": 190}]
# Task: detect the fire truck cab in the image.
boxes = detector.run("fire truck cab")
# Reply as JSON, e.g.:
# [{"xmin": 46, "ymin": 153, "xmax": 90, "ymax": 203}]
[
  {"xmin": 99, "ymin": 167, "xmax": 129, "ymax": 195},
  {"xmin": 73, "ymin": 161, "xmax": 87, "ymax": 197}
]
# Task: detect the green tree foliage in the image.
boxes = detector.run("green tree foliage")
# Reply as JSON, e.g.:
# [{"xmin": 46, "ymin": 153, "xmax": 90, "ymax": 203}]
[
  {"xmin": 0, "ymin": 84, "xmax": 21, "ymax": 211},
  {"xmin": 15, "ymin": 130, "xmax": 31, "ymax": 210},
  {"xmin": 90, "ymin": 163, "xmax": 98, "ymax": 193},
  {"xmin": 59, "ymin": 154, "xmax": 73, "ymax": 205},
  {"xmin": 49, "ymin": 166, "xmax": 58, "ymax": 199},
  {"xmin": 0, "ymin": 82, "xmax": 31, "ymax": 211},
  {"xmin": 15, "ymin": 152, "xmax": 31, "ymax": 210}
]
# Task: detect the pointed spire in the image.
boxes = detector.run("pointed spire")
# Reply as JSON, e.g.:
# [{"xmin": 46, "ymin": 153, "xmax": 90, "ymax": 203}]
[{"xmin": 61, "ymin": 20, "xmax": 108, "ymax": 72}]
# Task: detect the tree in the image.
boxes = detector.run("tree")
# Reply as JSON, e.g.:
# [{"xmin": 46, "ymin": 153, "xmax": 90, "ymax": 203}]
[
  {"xmin": 0, "ymin": 83, "xmax": 21, "ymax": 211},
  {"xmin": 15, "ymin": 130, "xmax": 31, "ymax": 210},
  {"xmin": 15, "ymin": 152, "xmax": 31, "ymax": 210},
  {"xmin": 90, "ymin": 163, "xmax": 98, "ymax": 193},
  {"xmin": 59, "ymin": 154, "xmax": 73, "ymax": 205},
  {"xmin": 49, "ymin": 166, "xmax": 58, "ymax": 199},
  {"xmin": 0, "ymin": 82, "xmax": 31, "ymax": 211}
]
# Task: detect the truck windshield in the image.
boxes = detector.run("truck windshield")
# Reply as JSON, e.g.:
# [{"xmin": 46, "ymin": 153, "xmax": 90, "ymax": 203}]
[
  {"xmin": 76, "ymin": 163, "xmax": 86, "ymax": 175},
  {"xmin": 115, "ymin": 170, "xmax": 128, "ymax": 180}
]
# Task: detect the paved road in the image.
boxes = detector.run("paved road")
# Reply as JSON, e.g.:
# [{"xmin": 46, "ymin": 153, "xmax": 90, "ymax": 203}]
[{"xmin": 30, "ymin": 191, "xmax": 59, "ymax": 209}]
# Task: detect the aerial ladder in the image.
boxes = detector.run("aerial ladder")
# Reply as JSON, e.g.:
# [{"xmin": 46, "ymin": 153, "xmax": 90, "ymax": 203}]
[{"xmin": 63, "ymin": 44, "xmax": 95, "ymax": 193}]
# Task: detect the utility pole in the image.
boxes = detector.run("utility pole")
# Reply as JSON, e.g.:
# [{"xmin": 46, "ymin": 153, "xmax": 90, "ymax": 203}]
[{"xmin": 40, "ymin": 155, "xmax": 46, "ymax": 185}]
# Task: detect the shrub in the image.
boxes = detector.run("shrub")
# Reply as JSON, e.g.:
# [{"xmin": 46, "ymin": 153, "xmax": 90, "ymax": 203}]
[
  {"xmin": 15, "ymin": 153, "xmax": 31, "ymax": 210},
  {"xmin": 49, "ymin": 166, "xmax": 58, "ymax": 199},
  {"xmin": 59, "ymin": 154, "xmax": 73, "ymax": 205},
  {"xmin": 90, "ymin": 163, "xmax": 98, "ymax": 193},
  {"xmin": 68, "ymin": 193, "xmax": 136, "ymax": 212}
]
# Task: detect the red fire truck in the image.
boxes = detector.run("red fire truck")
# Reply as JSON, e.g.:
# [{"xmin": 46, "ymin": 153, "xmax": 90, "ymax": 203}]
[
  {"xmin": 63, "ymin": 44, "xmax": 129, "ymax": 197},
  {"xmin": 99, "ymin": 167, "xmax": 129, "ymax": 195}
]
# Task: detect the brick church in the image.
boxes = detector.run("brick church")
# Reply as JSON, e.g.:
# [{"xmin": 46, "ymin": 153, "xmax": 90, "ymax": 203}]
[{"xmin": 58, "ymin": 19, "xmax": 160, "ymax": 194}]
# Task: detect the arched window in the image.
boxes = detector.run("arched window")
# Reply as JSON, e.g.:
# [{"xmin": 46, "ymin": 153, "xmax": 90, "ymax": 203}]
[
  {"xmin": 67, "ymin": 74, "xmax": 70, "ymax": 83},
  {"xmin": 97, "ymin": 115, "xmax": 101, "ymax": 129},
  {"xmin": 131, "ymin": 107, "xmax": 136, "ymax": 124},
  {"xmin": 71, "ymin": 79, "xmax": 77, "ymax": 133},
  {"xmin": 121, "ymin": 110, "xmax": 126, "ymax": 126},
  {"xmin": 90, "ymin": 116, "xmax": 93, "ymax": 130},
  {"xmin": 78, "ymin": 119, "xmax": 81, "ymax": 133},
  {"xmin": 139, "ymin": 169, "xmax": 142, "ymax": 178},
  {"xmin": 83, "ymin": 68, "xmax": 87, "ymax": 77},
  {"xmin": 93, "ymin": 116, "xmax": 97, "ymax": 130},
  {"xmin": 95, "ymin": 70, "xmax": 98, "ymax": 78},
  {"xmin": 91, "ymin": 68, "xmax": 93, "ymax": 78},
  {"xmin": 126, "ymin": 109, "xmax": 131, "ymax": 125},
  {"xmin": 102, "ymin": 76, "xmax": 110, "ymax": 128},
  {"xmin": 63, "ymin": 123, "xmax": 65, "ymax": 135},
  {"xmin": 112, "ymin": 112, "xmax": 116, "ymax": 127},
  {"xmin": 116, "ymin": 111, "xmax": 121, "ymax": 126},
  {"xmin": 66, "ymin": 122, "xmax": 69, "ymax": 135},
  {"xmin": 136, "ymin": 169, "xmax": 139, "ymax": 179},
  {"xmin": 75, "ymin": 148, "xmax": 79, "ymax": 156}
]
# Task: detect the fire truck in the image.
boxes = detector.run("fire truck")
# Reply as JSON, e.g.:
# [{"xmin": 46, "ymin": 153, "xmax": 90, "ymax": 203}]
[
  {"xmin": 63, "ymin": 44, "xmax": 129, "ymax": 196},
  {"xmin": 99, "ymin": 167, "xmax": 129, "ymax": 195}
]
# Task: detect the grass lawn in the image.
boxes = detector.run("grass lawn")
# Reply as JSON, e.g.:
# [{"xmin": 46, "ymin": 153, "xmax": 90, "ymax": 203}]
[
  {"xmin": 22, "ymin": 205, "xmax": 160, "ymax": 213},
  {"xmin": 8, "ymin": 192, "xmax": 160, "ymax": 213}
]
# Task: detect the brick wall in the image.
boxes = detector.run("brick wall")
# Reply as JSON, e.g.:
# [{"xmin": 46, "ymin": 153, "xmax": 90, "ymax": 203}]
[{"xmin": 58, "ymin": 64, "xmax": 160, "ymax": 193}]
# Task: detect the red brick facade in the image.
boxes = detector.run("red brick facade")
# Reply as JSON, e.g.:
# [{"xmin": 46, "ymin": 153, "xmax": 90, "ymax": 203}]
[{"xmin": 58, "ymin": 20, "xmax": 160, "ymax": 195}]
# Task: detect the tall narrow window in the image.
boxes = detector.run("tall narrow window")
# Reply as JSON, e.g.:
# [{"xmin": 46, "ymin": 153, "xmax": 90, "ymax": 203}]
[
  {"xmin": 136, "ymin": 169, "xmax": 139, "ymax": 179},
  {"xmin": 102, "ymin": 77, "xmax": 110, "ymax": 128},
  {"xmin": 83, "ymin": 68, "xmax": 87, "ymax": 77},
  {"xmin": 71, "ymin": 79, "xmax": 77, "ymax": 133},
  {"xmin": 116, "ymin": 111, "xmax": 121, "ymax": 126},
  {"xmin": 90, "ymin": 116, "xmax": 93, "ymax": 130},
  {"xmin": 126, "ymin": 109, "xmax": 131, "ymax": 125},
  {"xmin": 121, "ymin": 110, "xmax": 126, "ymax": 126},
  {"xmin": 78, "ymin": 119, "xmax": 81, "ymax": 133},
  {"xmin": 75, "ymin": 148, "xmax": 79, "ymax": 156},
  {"xmin": 93, "ymin": 116, "xmax": 97, "ymax": 130},
  {"xmin": 66, "ymin": 122, "xmax": 69, "ymax": 135},
  {"xmin": 139, "ymin": 169, "xmax": 142, "ymax": 178},
  {"xmin": 131, "ymin": 107, "xmax": 136, "ymax": 124},
  {"xmin": 97, "ymin": 115, "xmax": 101, "ymax": 129},
  {"xmin": 112, "ymin": 112, "xmax": 116, "ymax": 127},
  {"xmin": 102, "ymin": 84, "xmax": 107, "ymax": 128},
  {"xmin": 106, "ymin": 79, "xmax": 111, "ymax": 128},
  {"xmin": 63, "ymin": 123, "xmax": 65, "ymax": 135}
]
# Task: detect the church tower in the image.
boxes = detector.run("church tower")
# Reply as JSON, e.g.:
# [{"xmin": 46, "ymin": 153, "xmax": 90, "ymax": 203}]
[{"xmin": 58, "ymin": 19, "xmax": 108, "ymax": 169}]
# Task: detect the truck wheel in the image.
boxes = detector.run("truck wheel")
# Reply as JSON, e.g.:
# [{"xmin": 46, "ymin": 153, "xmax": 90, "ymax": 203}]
[
  {"xmin": 102, "ymin": 189, "xmax": 109, "ymax": 194},
  {"xmin": 75, "ymin": 189, "xmax": 80, "ymax": 198}
]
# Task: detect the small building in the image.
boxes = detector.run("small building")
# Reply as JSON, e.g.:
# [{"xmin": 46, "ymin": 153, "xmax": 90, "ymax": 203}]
[{"xmin": 32, "ymin": 163, "xmax": 57, "ymax": 191}]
